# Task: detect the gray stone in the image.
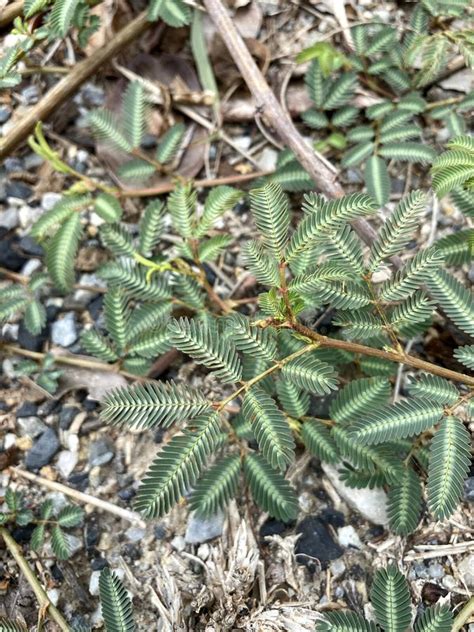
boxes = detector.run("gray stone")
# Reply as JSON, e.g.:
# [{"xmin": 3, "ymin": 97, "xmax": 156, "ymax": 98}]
[
  {"xmin": 330, "ymin": 558, "xmax": 346, "ymax": 580},
  {"xmin": 19, "ymin": 204, "xmax": 42, "ymax": 228},
  {"xmin": 171, "ymin": 535, "xmax": 186, "ymax": 552},
  {"xmin": 25, "ymin": 428, "xmax": 60, "ymax": 470},
  {"xmin": 24, "ymin": 153, "xmax": 44, "ymax": 170},
  {"xmin": 125, "ymin": 527, "xmax": 146, "ymax": 543},
  {"xmin": 21, "ymin": 258, "xmax": 42, "ymax": 277},
  {"xmin": 41, "ymin": 192, "xmax": 62, "ymax": 211},
  {"xmin": 89, "ymin": 439, "xmax": 114, "ymax": 467},
  {"xmin": 89, "ymin": 570, "xmax": 101, "ymax": 596},
  {"xmin": 6, "ymin": 182, "xmax": 33, "ymax": 201},
  {"xmin": 0, "ymin": 107, "xmax": 11, "ymax": 124},
  {"xmin": 337, "ymin": 525, "xmax": 363, "ymax": 549},
  {"xmin": 17, "ymin": 416, "xmax": 47, "ymax": 438},
  {"xmin": 458, "ymin": 555, "xmax": 474, "ymax": 588},
  {"xmin": 414, "ymin": 562, "xmax": 430, "ymax": 579},
  {"xmin": 440, "ymin": 69, "xmax": 473, "ymax": 93},
  {"xmin": 0, "ymin": 207, "xmax": 19, "ymax": 229},
  {"xmin": 56, "ymin": 450, "xmax": 78, "ymax": 478},
  {"xmin": 51, "ymin": 313, "xmax": 78, "ymax": 347},
  {"xmin": 68, "ymin": 534, "xmax": 83, "ymax": 556},
  {"xmin": 185, "ymin": 511, "xmax": 225, "ymax": 544},
  {"xmin": 22, "ymin": 85, "xmax": 40, "ymax": 104},
  {"xmin": 5, "ymin": 158, "xmax": 23, "ymax": 173},
  {"xmin": 464, "ymin": 477, "xmax": 474, "ymax": 502},
  {"xmin": 428, "ymin": 562, "xmax": 445, "ymax": 579},
  {"xmin": 322, "ymin": 462, "xmax": 389, "ymax": 525}
]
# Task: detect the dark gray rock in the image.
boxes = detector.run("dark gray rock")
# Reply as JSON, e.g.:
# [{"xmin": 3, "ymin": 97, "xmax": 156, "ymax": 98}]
[
  {"xmin": 89, "ymin": 439, "xmax": 114, "ymax": 467},
  {"xmin": 25, "ymin": 428, "xmax": 60, "ymax": 470},
  {"xmin": 5, "ymin": 158, "xmax": 24, "ymax": 173},
  {"xmin": 464, "ymin": 477, "xmax": 474, "ymax": 502},
  {"xmin": 17, "ymin": 416, "xmax": 47, "ymax": 438},
  {"xmin": 59, "ymin": 406, "xmax": 80, "ymax": 430},
  {"xmin": 18, "ymin": 319, "xmax": 49, "ymax": 352},
  {"xmin": 0, "ymin": 107, "xmax": 11, "ymax": 124},
  {"xmin": 22, "ymin": 85, "xmax": 40, "ymax": 104},
  {"xmin": 295, "ymin": 515, "xmax": 344, "ymax": 570},
  {"xmin": 18, "ymin": 236, "xmax": 44, "ymax": 257},
  {"xmin": 16, "ymin": 402, "xmax": 38, "ymax": 418},
  {"xmin": 5, "ymin": 181, "xmax": 33, "ymax": 200},
  {"xmin": 0, "ymin": 232, "xmax": 28, "ymax": 272}
]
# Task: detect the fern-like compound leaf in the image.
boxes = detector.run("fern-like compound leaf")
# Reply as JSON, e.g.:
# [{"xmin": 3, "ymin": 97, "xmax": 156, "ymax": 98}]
[
  {"xmin": 450, "ymin": 188, "xmax": 474, "ymax": 218},
  {"xmin": 433, "ymin": 230, "xmax": 474, "ymax": 266},
  {"xmin": 324, "ymin": 72, "xmax": 357, "ymax": 110},
  {"xmin": 101, "ymin": 380, "xmax": 209, "ymax": 429},
  {"xmin": 99, "ymin": 260, "xmax": 171, "ymax": 301},
  {"xmin": 51, "ymin": 525, "xmax": 72, "ymax": 560},
  {"xmin": 156, "ymin": 122, "xmax": 185, "ymax": 164},
  {"xmin": 305, "ymin": 60, "xmax": 326, "ymax": 108},
  {"xmin": 193, "ymin": 185, "xmax": 241, "ymax": 238},
  {"xmin": 371, "ymin": 564, "xmax": 412, "ymax": 632},
  {"xmin": 331, "ymin": 106, "xmax": 358, "ymax": 128},
  {"xmin": 427, "ymin": 416, "xmax": 471, "ymax": 520},
  {"xmin": 23, "ymin": 300, "xmax": 46, "ymax": 335},
  {"xmin": 198, "ymin": 235, "xmax": 234, "ymax": 262},
  {"xmin": 347, "ymin": 125, "xmax": 375, "ymax": 143},
  {"xmin": 138, "ymin": 200, "xmax": 165, "ymax": 256},
  {"xmin": 168, "ymin": 317, "xmax": 242, "ymax": 383},
  {"xmin": 99, "ymin": 567, "xmax": 135, "ymax": 632},
  {"xmin": 122, "ymin": 81, "xmax": 145, "ymax": 149},
  {"xmin": 128, "ymin": 328, "xmax": 170, "ymax": 359},
  {"xmin": 45, "ymin": 211, "xmax": 82, "ymax": 292},
  {"xmin": 379, "ymin": 142, "xmax": 436, "ymax": 163},
  {"xmin": 414, "ymin": 605, "xmax": 453, "ymax": 632},
  {"xmin": 117, "ymin": 160, "xmax": 155, "ymax": 181},
  {"xmin": 350, "ymin": 400, "xmax": 443, "ymax": 445},
  {"xmin": 243, "ymin": 453, "xmax": 298, "ymax": 522},
  {"xmin": 321, "ymin": 226, "xmax": 365, "ymax": 275},
  {"xmin": 57, "ymin": 505, "xmax": 84, "ymax": 528},
  {"xmin": 276, "ymin": 378, "xmax": 310, "ymax": 418},
  {"xmin": 453, "ymin": 344, "xmax": 474, "ymax": 370},
  {"xmin": 302, "ymin": 109, "xmax": 329, "ymax": 129},
  {"xmin": 369, "ymin": 190, "xmax": 427, "ymax": 270},
  {"xmin": 387, "ymin": 467, "xmax": 422, "ymax": 535},
  {"xmin": 250, "ymin": 182, "xmax": 290, "ymax": 260},
  {"xmin": 242, "ymin": 240, "xmax": 280, "ymax": 287},
  {"xmin": 226, "ymin": 313, "xmax": 277, "ymax": 361},
  {"xmin": 31, "ymin": 195, "xmax": 90, "ymax": 240},
  {"xmin": 135, "ymin": 412, "xmax": 221, "ymax": 517},
  {"xmin": 342, "ymin": 141, "xmax": 374, "ymax": 168},
  {"xmin": 316, "ymin": 610, "xmax": 378, "ymax": 632},
  {"xmin": 89, "ymin": 110, "xmax": 132, "ymax": 153},
  {"xmin": 379, "ymin": 248, "xmax": 445, "ymax": 301},
  {"xmin": 287, "ymin": 193, "xmax": 377, "ymax": 261},
  {"xmin": 81, "ymin": 330, "xmax": 118, "ymax": 362},
  {"xmin": 168, "ymin": 183, "xmax": 196, "ymax": 238},
  {"xmin": 189, "ymin": 454, "xmax": 241, "ymax": 517},
  {"xmin": 94, "ymin": 193, "xmax": 123, "ymax": 223},
  {"xmin": 242, "ymin": 388, "xmax": 295, "ymax": 470},
  {"xmin": 282, "ymin": 355, "xmax": 338, "ymax": 395},
  {"xmin": 50, "ymin": 0, "xmax": 80, "ymax": 36},
  {"xmin": 426, "ymin": 269, "xmax": 474, "ymax": 336},
  {"xmin": 330, "ymin": 377, "xmax": 391, "ymax": 424},
  {"xmin": 408, "ymin": 374, "xmax": 459, "ymax": 405},
  {"xmin": 389, "ymin": 291, "xmax": 435, "ymax": 328},
  {"xmin": 302, "ymin": 420, "xmax": 339, "ymax": 463},
  {"xmin": 365, "ymin": 155, "xmax": 390, "ymax": 206},
  {"xmin": 104, "ymin": 288, "xmax": 130, "ymax": 351},
  {"xmin": 100, "ymin": 223, "xmax": 135, "ymax": 258}
]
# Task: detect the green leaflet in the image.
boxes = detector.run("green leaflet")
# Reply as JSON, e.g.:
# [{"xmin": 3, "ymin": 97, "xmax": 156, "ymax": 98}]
[
  {"xmin": 242, "ymin": 387, "xmax": 295, "ymax": 470},
  {"xmin": 250, "ymin": 181, "xmax": 290, "ymax": 260},
  {"xmin": 433, "ymin": 229, "xmax": 474, "ymax": 266},
  {"xmin": 226, "ymin": 313, "xmax": 277, "ymax": 361},
  {"xmin": 243, "ymin": 453, "xmax": 298, "ymax": 522},
  {"xmin": 305, "ymin": 60, "xmax": 326, "ymax": 109},
  {"xmin": 350, "ymin": 400, "xmax": 443, "ymax": 445},
  {"xmin": 369, "ymin": 190, "xmax": 427, "ymax": 270},
  {"xmin": 329, "ymin": 377, "xmax": 391, "ymax": 424},
  {"xmin": 101, "ymin": 380, "xmax": 210, "ymax": 429},
  {"xmin": 189, "ymin": 454, "xmax": 241, "ymax": 517},
  {"xmin": 302, "ymin": 420, "xmax": 339, "ymax": 463},
  {"xmin": 138, "ymin": 200, "xmax": 165, "ymax": 256},
  {"xmin": 156, "ymin": 123, "xmax": 185, "ymax": 165},
  {"xmin": 135, "ymin": 412, "xmax": 221, "ymax": 517},
  {"xmin": 168, "ymin": 183, "xmax": 196, "ymax": 238},
  {"xmin": 453, "ymin": 344, "xmax": 474, "ymax": 370},
  {"xmin": 379, "ymin": 248, "xmax": 445, "ymax": 301},
  {"xmin": 365, "ymin": 155, "xmax": 390, "ymax": 206},
  {"xmin": 427, "ymin": 416, "xmax": 471, "ymax": 520},
  {"xmin": 45, "ymin": 211, "xmax": 82, "ymax": 292},
  {"xmin": 122, "ymin": 81, "xmax": 145, "ymax": 149},
  {"xmin": 276, "ymin": 378, "xmax": 310, "ymax": 418},
  {"xmin": 104, "ymin": 288, "xmax": 130, "ymax": 351},
  {"xmin": 194, "ymin": 185, "xmax": 241, "ymax": 237},
  {"xmin": 426, "ymin": 268, "xmax": 474, "ymax": 337},
  {"xmin": 94, "ymin": 193, "xmax": 123, "ymax": 223},
  {"xmin": 168, "ymin": 317, "xmax": 242, "ymax": 383},
  {"xmin": 387, "ymin": 467, "xmax": 422, "ymax": 535},
  {"xmin": 370, "ymin": 565, "xmax": 412, "ymax": 632},
  {"xmin": 81, "ymin": 330, "xmax": 118, "ymax": 363},
  {"xmin": 89, "ymin": 109, "xmax": 132, "ymax": 153},
  {"xmin": 282, "ymin": 355, "xmax": 338, "ymax": 395},
  {"xmin": 31, "ymin": 195, "xmax": 91, "ymax": 240},
  {"xmin": 149, "ymin": 0, "xmax": 191, "ymax": 26},
  {"xmin": 316, "ymin": 611, "xmax": 378, "ymax": 632},
  {"xmin": 408, "ymin": 374, "xmax": 459, "ymax": 405},
  {"xmin": 242, "ymin": 240, "xmax": 280, "ymax": 286},
  {"xmin": 414, "ymin": 605, "xmax": 453, "ymax": 632},
  {"xmin": 99, "ymin": 568, "xmax": 135, "ymax": 632},
  {"xmin": 50, "ymin": 0, "xmax": 80, "ymax": 36}
]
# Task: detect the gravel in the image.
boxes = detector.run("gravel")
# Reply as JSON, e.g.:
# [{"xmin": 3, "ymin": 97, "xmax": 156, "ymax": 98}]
[
  {"xmin": 51, "ymin": 312, "xmax": 78, "ymax": 347},
  {"xmin": 6, "ymin": 182, "xmax": 33, "ymax": 201},
  {"xmin": 89, "ymin": 439, "xmax": 114, "ymax": 467},
  {"xmin": 295, "ymin": 515, "xmax": 344, "ymax": 570},
  {"xmin": 17, "ymin": 416, "xmax": 47, "ymax": 438},
  {"xmin": 185, "ymin": 511, "xmax": 225, "ymax": 544},
  {"xmin": 41, "ymin": 192, "xmax": 62, "ymax": 211}
]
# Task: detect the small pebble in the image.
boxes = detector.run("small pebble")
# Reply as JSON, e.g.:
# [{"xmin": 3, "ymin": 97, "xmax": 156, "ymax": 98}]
[
  {"xmin": 458, "ymin": 555, "xmax": 474, "ymax": 588},
  {"xmin": 442, "ymin": 575, "xmax": 457, "ymax": 590},
  {"xmin": 0, "ymin": 207, "xmax": 19, "ymax": 229},
  {"xmin": 428, "ymin": 563, "xmax": 444, "ymax": 580},
  {"xmin": 185, "ymin": 512, "xmax": 225, "ymax": 544},
  {"xmin": 17, "ymin": 416, "xmax": 47, "ymax": 439},
  {"xmin": 68, "ymin": 534, "xmax": 83, "ymax": 556},
  {"xmin": 5, "ymin": 158, "xmax": 23, "ymax": 173},
  {"xmin": 89, "ymin": 439, "xmax": 114, "ymax": 467},
  {"xmin": 89, "ymin": 570, "xmax": 101, "ymax": 596},
  {"xmin": 0, "ymin": 107, "xmax": 11, "ymax": 124},
  {"xmin": 56, "ymin": 450, "xmax": 78, "ymax": 478},
  {"xmin": 7, "ymin": 182, "xmax": 33, "ymax": 201},
  {"xmin": 22, "ymin": 85, "xmax": 40, "ymax": 104},
  {"xmin": 464, "ymin": 477, "xmax": 474, "ymax": 502},
  {"xmin": 337, "ymin": 526, "xmax": 363, "ymax": 549},
  {"xmin": 171, "ymin": 535, "xmax": 186, "ymax": 552},
  {"xmin": 125, "ymin": 527, "xmax": 146, "ymax": 543},
  {"xmin": 41, "ymin": 192, "xmax": 62, "ymax": 211},
  {"xmin": 24, "ymin": 153, "xmax": 44, "ymax": 170},
  {"xmin": 59, "ymin": 406, "xmax": 80, "ymax": 430},
  {"xmin": 16, "ymin": 401, "xmax": 38, "ymax": 418},
  {"xmin": 21, "ymin": 258, "xmax": 42, "ymax": 277},
  {"xmin": 51, "ymin": 312, "xmax": 78, "ymax": 347},
  {"xmin": 47, "ymin": 589, "xmax": 60, "ymax": 606},
  {"xmin": 25, "ymin": 428, "xmax": 60, "ymax": 470},
  {"xmin": 330, "ymin": 558, "xmax": 346, "ymax": 580}
]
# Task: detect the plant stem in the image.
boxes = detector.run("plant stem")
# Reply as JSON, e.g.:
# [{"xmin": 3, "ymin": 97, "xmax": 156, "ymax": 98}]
[
  {"xmin": 0, "ymin": 527, "xmax": 70, "ymax": 631},
  {"xmin": 290, "ymin": 321, "xmax": 474, "ymax": 387},
  {"xmin": 0, "ymin": 344, "xmax": 147, "ymax": 382},
  {"xmin": 452, "ymin": 597, "xmax": 474, "ymax": 632}
]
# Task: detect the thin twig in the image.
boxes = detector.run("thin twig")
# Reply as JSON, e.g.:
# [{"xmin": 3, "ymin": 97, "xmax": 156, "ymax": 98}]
[
  {"xmin": 0, "ymin": 526, "xmax": 70, "ymax": 631},
  {"xmin": 452, "ymin": 597, "xmax": 474, "ymax": 632},
  {"xmin": 12, "ymin": 467, "xmax": 147, "ymax": 528},
  {"xmin": 0, "ymin": 11, "xmax": 150, "ymax": 159},
  {"xmin": 202, "ymin": 0, "xmax": 387, "ymax": 258},
  {"xmin": 0, "ymin": 0, "xmax": 23, "ymax": 28}
]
